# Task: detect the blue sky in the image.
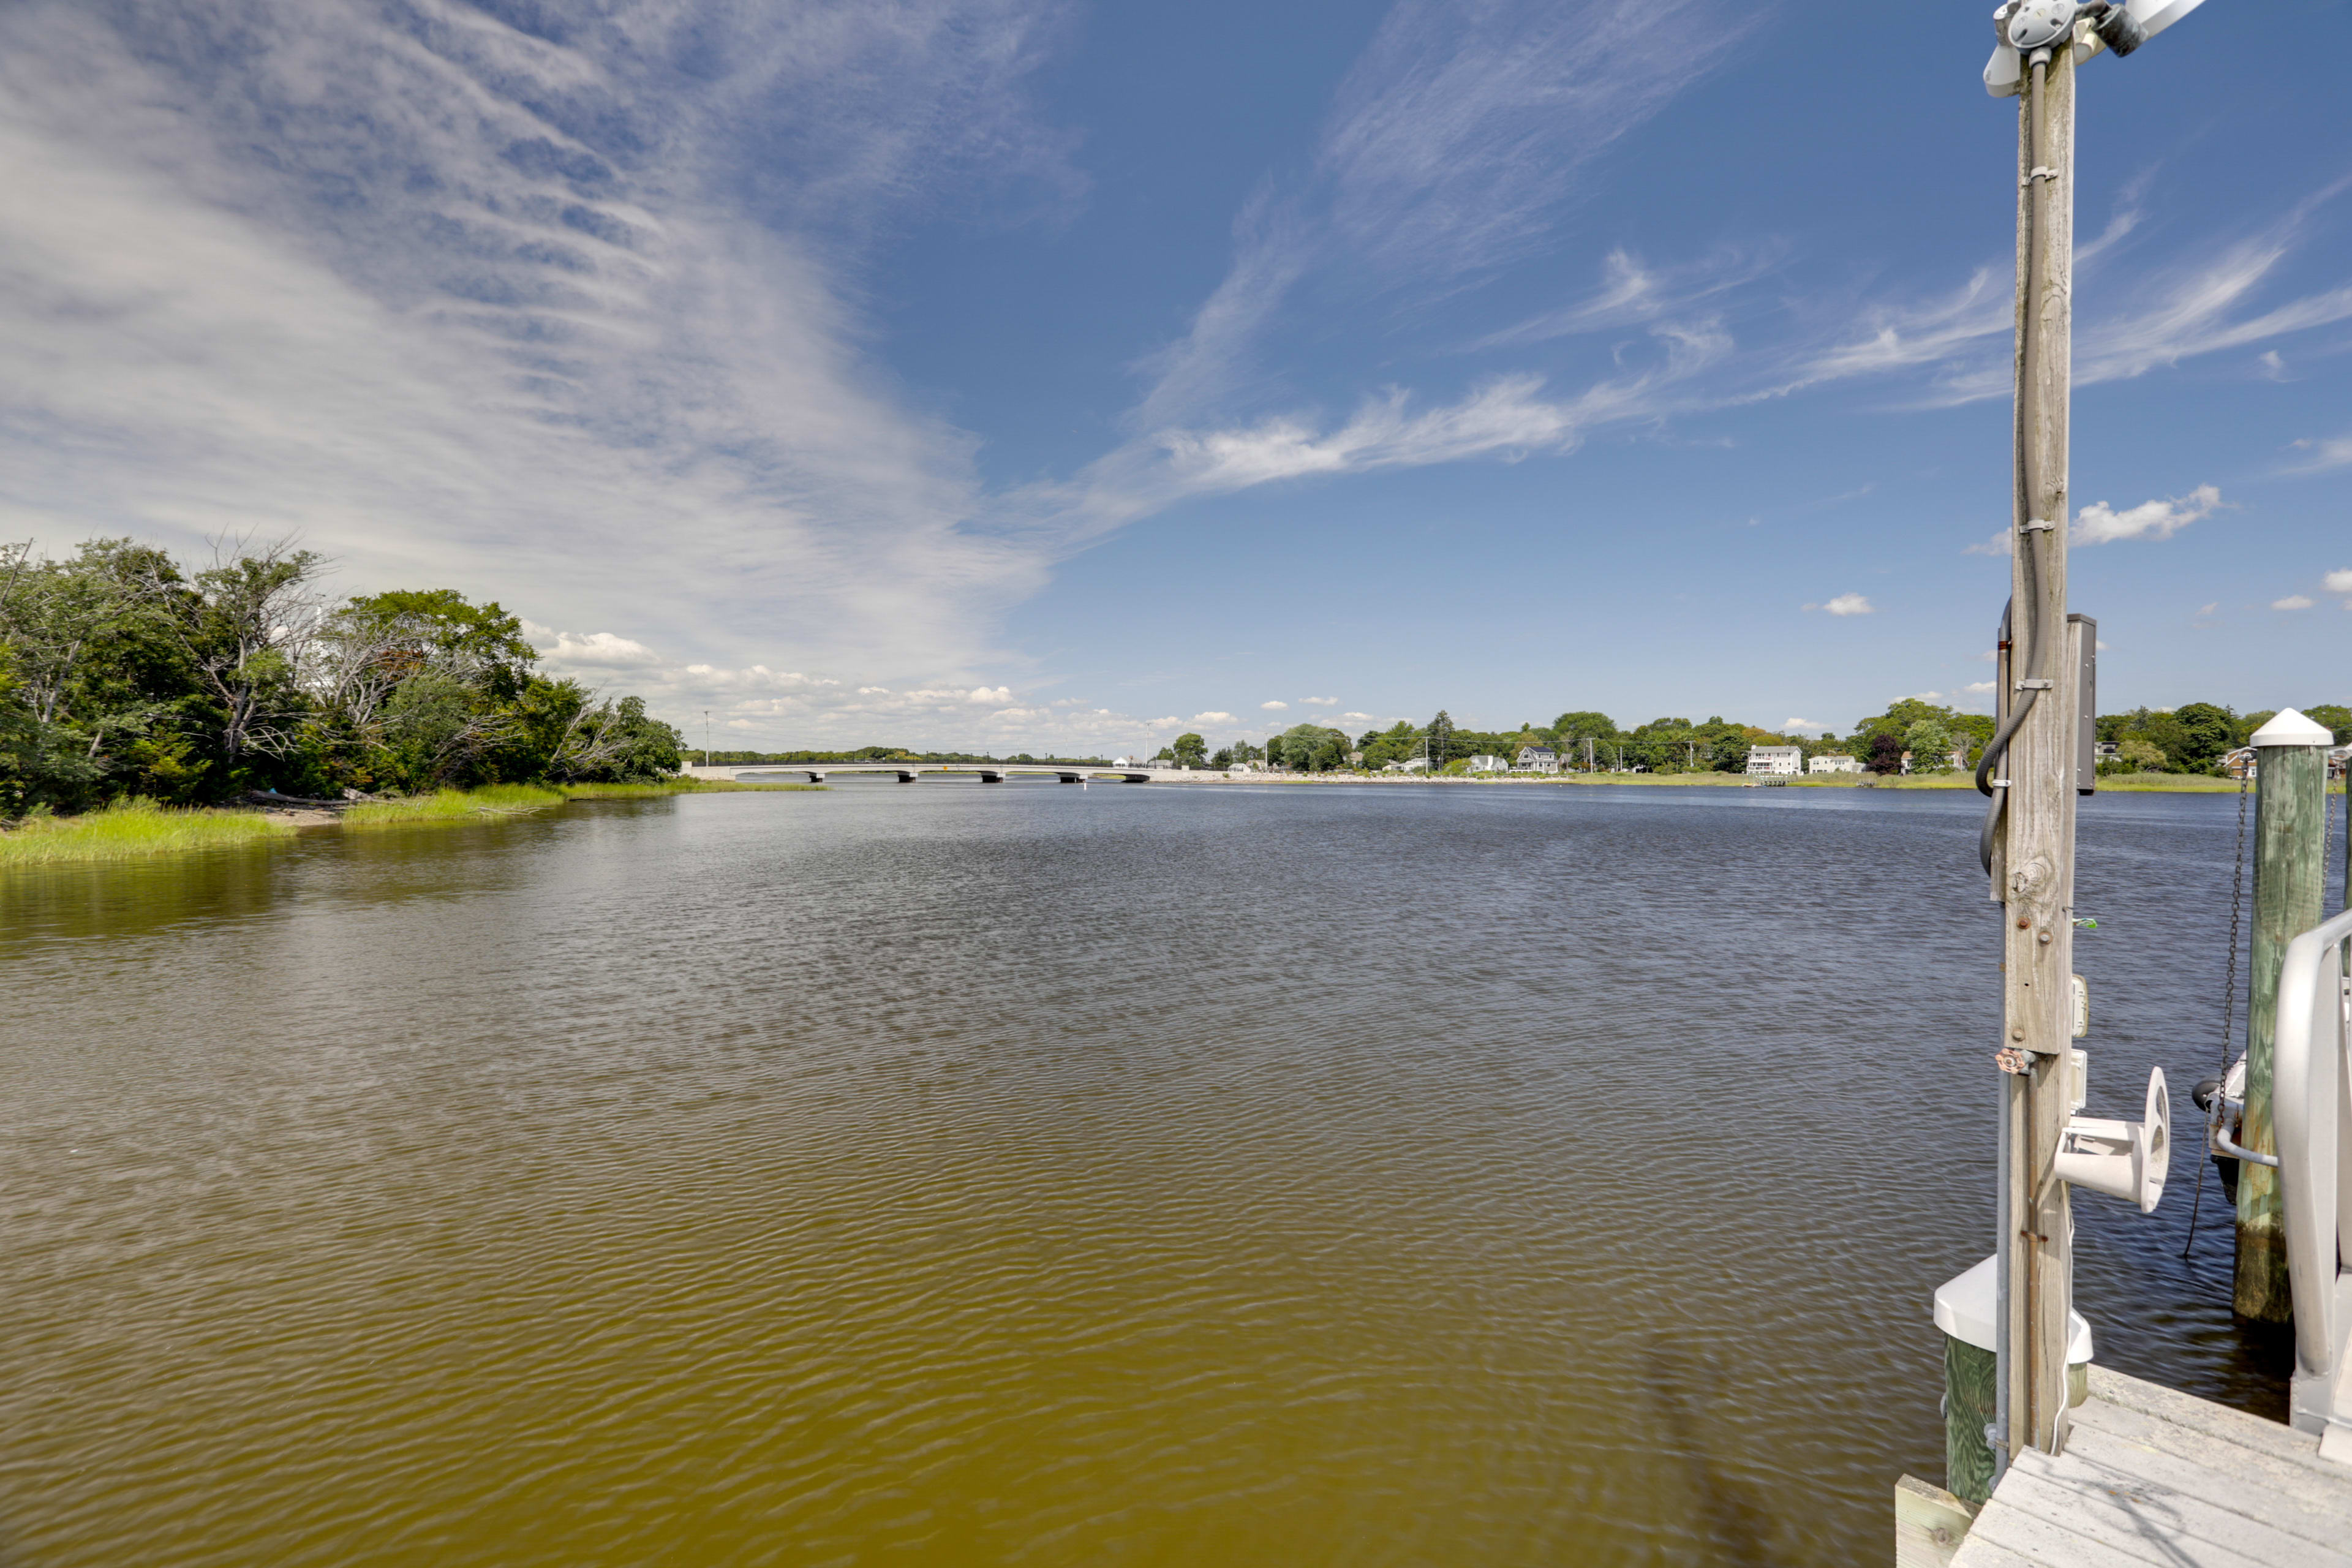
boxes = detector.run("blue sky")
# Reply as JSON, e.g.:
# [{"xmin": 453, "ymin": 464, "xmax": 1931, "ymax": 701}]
[{"xmin": 3, "ymin": 0, "xmax": 2347, "ymax": 753}]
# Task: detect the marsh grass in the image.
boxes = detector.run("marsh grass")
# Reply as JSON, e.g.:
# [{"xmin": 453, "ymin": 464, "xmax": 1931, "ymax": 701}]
[
  {"xmin": 0, "ymin": 798, "xmax": 295, "ymax": 865},
  {"xmin": 558, "ymin": 780, "xmax": 821, "ymax": 798},
  {"xmin": 343, "ymin": 784, "xmax": 567, "ymax": 827}
]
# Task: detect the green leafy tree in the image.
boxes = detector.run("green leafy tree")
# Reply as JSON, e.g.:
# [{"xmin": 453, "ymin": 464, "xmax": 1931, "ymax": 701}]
[
  {"xmin": 1275, "ymin": 722, "xmax": 1349, "ymax": 772},
  {"xmin": 1171, "ymin": 731, "xmax": 1207, "ymax": 767},
  {"xmin": 2170, "ymin": 702, "xmax": 2236, "ymax": 772},
  {"xmin": 1904, "ymin": 719, "xmax": 1955, "ymax": 772}
]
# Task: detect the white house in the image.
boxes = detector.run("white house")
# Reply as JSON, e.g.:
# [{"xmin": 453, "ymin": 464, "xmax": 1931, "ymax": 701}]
[
  {"xmin": 1746, "ymin": 745, "xmax": 1804, "ymax": 777},
  {"xmin": 1807, "ymin": 753, "xmax": 1862, "ymax": 775},
  {"xmin": 1386, "ymin": 757, "xmax": 1429, "ymax": 773},
  {"xmin": 1466, "ymin": 753, "xmax": 1510, "ymax": 772},
  {"xmin": 1513, "ymin": 745, "xmax": 1560, "ymax": 773}
]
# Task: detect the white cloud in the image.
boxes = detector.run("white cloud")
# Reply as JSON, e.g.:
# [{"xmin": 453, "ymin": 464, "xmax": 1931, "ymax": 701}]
[
  {"xmin": 1300, "ymin": 696, "xmax": 1338, "ymax": 706},
  {"xmin": 1147, "ymin": 716, "xmax": 1182, "ymax": 727},
  {"xmin": 2289, "ymin": 433, "xmax": 2352, "ymax": 473},
  {"xmin": 2274, "ymin": 595, "xmax": 2315, "ymax": 611},
  {"xmin": 2073, "ymin": 485, "xmax": 2222, "ymax": 545},
  {"xmin": 1261, "ymin": 700, "xmax": 1289, "ymax": 710},
  {"xmin": 2327, "ymin": 570, "xmax": 2352, "ymax": 594},
  {"xmin": 1188, "ymin": 711, "xmax": 1236, "ymax": 725},
  {"xmin": 542, "ymin": 630, "xmax": 661, "ymax": 669},
  {"xmin": 1782, "ymin": 717, "xmax": 1826, "ymax": 731},
  {"xmin": 1341, "ymin": 711, "xmax": 1372, "ymax": 721},
  {"xmin": 1964, "ymin": 681, "xmax": 1997, "ymax": 695},
  {"xmin": 1474, "ymin": 244, "xmax": 1779, "ymax": 349},
  {"xmin": 0, "ymin": 0, "xmax": 1078, "ymax": 688},
  {"xmin": 1804, "ymin": 593, "xmax": 1874, "ymax": 616}
]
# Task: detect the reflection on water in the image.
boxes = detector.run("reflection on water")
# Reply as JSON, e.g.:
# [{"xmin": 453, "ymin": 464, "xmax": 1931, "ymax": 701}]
[{"xmin": 0, "ymin": 784, "xmax": 2288, "ymax": 1565}]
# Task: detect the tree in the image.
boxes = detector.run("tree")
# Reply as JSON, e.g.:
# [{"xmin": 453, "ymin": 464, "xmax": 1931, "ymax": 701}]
[
  {"xmin": 1209, "ymin": 746, "xmax": 1233, "ymax": 768},
  {"xmin": 1425, "ymin": 710, "xmax": 1455, "ymax": 767},
  {"xmin": 1359, "ymin": 720, "xmax": 1421, "ymax": 769},
  {"xmin": 1904, "ymin": 718, "xmax": 1955, "ymax": 772},
  {"xmin": 2114, "ymin": 737, "xmax": 2165, "ymax": 772},
  {"xmin": 1275, "ymin": 722, "xmax": 1349, "ymax": 772},
  {"xmin": 137, "ymin": 539, "xmax": 327, "ymax": 781},
  {"xmin": 1866, "ymin": 733, "xmax": 1905, "ymax": 775},
  {"xmin": 1171, "ymin": 731, "xmax": 1207, "ymax": 768},
  {"xmin": 2171, "ymin": 702, "xmax": 2235, "ymax": 772}
]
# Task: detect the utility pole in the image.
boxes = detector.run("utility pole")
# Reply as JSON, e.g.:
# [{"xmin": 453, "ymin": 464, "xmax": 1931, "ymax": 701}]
[
  {"xmin": 1994, "ymin": 23, "xmax": 2079, "ymax": 1467},
  {"xmin": 704, "ymin": 709, "xmax": 712, "ymax": 769},
  {"xmin": 1970, "ymin": 0, "xmax": 2212, "ymax": 1479}
]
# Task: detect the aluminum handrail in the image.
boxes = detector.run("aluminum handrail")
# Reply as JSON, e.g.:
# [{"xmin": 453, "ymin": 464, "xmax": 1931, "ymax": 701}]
[{"xmin": 2273, "ymin": 903, "xmax": 2352, "ymax": 1412}]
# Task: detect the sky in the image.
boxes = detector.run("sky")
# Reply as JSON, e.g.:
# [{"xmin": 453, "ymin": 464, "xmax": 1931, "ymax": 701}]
[{"xmin": 3, "ymin": 0, "xmax": 2348, "ymax": 755}]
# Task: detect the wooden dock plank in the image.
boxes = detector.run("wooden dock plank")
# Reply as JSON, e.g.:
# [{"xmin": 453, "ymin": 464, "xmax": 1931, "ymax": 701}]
[
  {"xmin": 1945, "ymin": 1366, "xmax": 2352, "ymax": 1568},
  {"xmin": 2082, "ymin": 1366, "xmax": 2337, "ymax": 1477},
  {"xmin": 2066, "ymin": 1405, "xmax": 2352, "ymax": 1538}
]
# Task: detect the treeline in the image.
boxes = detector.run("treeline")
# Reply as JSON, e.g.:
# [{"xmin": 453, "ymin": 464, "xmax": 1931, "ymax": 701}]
[
  {"xmin": 1183, "ymin": 697, "xmax": 2350, "ymax": 777},
  {"xmin": 1191, "ymin": 703, "xmax": 1978, "ymax": 775},
  {"xmin": 0, "ymin": 538, "xmax": 682, "ymax": 814},
  {"xmin": 2098, "ymin": 703, "xmax": 2349, "ymax": 774}
]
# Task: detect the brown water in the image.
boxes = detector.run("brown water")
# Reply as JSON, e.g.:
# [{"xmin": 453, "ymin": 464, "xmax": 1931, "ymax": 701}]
[{"xmin": 0, "ymin": 783, "xmax": 2290, "ymax": 1566}]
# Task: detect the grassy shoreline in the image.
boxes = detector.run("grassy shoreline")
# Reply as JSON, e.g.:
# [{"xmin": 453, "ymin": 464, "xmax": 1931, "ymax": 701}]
[
  {"xmin": 1, "ymin": 778, "xmax": 823, "ymax": 866},
  {"xmin": 0, "ymin": 798, "xmax": 298, "ymax": 865}
]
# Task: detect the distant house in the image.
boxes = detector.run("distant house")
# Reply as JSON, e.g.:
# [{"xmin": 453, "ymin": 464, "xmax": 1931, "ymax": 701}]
[
  {"xmin": 1808, "ymin": 753, "xmax": 1862, "ymax": 775},
  {"xmin": 1513, "ymin": 745, "xmax": 1560, "ymax": 773},
  {"xmin": 1112, "ymin": 755, "xmax": 1141, "ymax": 768},
  {"xmin": 1386, "ymin": 758, "xmax": 1428, "ymax": 773},
  {"xmin": 1466, "ymin": 753, "xmax": 1509, "ymax": 772},
  {"xmin": 1746, "ymin": 745, "xmax": 1804, "ymax": 777},
  {"xmin": 1227, "ymin": 761, "xmax": 1257, "ymax": 774}
]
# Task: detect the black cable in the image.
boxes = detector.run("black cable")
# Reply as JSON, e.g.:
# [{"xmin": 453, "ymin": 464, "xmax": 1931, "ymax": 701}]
[{"xmin": 1981, "ymin": 53, "xmax": 2058, "ymax": 880}]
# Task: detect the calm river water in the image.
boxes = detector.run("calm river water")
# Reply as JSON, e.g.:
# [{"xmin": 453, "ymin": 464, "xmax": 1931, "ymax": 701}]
[{"xmin": 0, "ymin": 782, "xmax": 2294, "ymax": 1566}]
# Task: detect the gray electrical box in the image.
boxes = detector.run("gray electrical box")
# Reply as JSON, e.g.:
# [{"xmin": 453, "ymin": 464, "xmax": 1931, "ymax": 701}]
[{"xmin": 2069, "ymin": 612, "xmax": 2097, "ymax": 796}]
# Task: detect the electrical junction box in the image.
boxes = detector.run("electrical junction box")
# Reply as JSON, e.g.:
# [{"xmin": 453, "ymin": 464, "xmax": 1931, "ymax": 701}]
[{"xmin": 2072, "ymin": 973, "xmax": 2089, "ymax": 1039}]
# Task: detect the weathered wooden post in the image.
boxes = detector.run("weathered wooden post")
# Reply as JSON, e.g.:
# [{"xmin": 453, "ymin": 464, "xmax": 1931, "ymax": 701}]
[
  {"xmin": 2235, "ymin": 708, "xmax": 2334, "ymax": 1322},
  {"xmin": 1992, "ymin": 34, "xmax": 2080, "ymax": 1465}
]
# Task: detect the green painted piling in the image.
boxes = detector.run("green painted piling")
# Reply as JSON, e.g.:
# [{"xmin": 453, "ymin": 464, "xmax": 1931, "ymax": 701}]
[
  {"xmin": 2235, "ymin": 712, "xmax": 2334, "ymax": 1324},
  {"xmin": 1943, "ymin": 1334, "xmax": 1998, "ymax": 1506}
]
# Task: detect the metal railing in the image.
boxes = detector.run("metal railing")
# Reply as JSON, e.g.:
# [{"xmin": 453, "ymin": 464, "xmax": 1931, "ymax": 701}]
[{"xmin": 2274, "ymin": 904, "xmax": 2352, "ymax": 1436}]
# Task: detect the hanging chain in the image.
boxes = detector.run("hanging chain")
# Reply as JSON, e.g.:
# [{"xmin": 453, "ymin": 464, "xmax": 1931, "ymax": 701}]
[
  {"xmin": 2222, "ymin": 769, "xmax": 2250, "ymax": 1077},
  {"xmin": 2183, "ymin": 767, "xmax": 2254, "ymax": 1260}
]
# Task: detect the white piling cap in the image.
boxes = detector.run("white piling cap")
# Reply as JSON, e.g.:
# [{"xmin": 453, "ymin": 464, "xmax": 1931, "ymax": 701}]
[
  {"xmin": 1933, "ymin": 1253, "xmax": 2093, "ymax": 1362},
  {"xmin": 2249, "ymin": 707, "xmax": 2334, "ymax": 747}
]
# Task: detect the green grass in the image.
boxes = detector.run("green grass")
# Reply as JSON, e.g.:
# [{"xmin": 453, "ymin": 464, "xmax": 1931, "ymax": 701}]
[
  {"xmin": 557, "ymin": 779, "xmax": 822, "ymax": 798},
  {"xmin": 342, "ymin": 783, "xmax": 567, "ymax": 827},
  {"xmin": 0, "ymin": 798, "xmax": 296, "ymax": 865}
]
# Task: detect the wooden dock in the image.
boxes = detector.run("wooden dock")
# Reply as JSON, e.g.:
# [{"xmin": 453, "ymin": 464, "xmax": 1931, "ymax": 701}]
[{"xmin": 1902, "ymin": 1364, "xmax": 2352, "ymax": 1566}]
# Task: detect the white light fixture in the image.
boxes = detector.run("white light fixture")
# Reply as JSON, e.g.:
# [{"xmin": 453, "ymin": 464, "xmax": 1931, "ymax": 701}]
[{"xmin": 1985, "ymin": 0, "xmax": 2211, "ymax": 96}]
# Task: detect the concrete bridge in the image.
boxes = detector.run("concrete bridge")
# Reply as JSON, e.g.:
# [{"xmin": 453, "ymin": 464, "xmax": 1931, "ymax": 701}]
[{"xmin": 679, "ymin": 763, "xmax": 1164, "ymax": 785}]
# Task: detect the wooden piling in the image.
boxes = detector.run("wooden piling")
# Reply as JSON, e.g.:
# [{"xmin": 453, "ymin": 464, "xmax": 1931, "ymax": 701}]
[
  {"xmin": 2234, "ymin": 710, "xmax": 2333, "ymax": 1322},
  {"xmin": 1998, "ymin": 40, "xmax": 2078, "ymax": 1463},
  {"xmin": 1943, "ymin": 1333, "xmax": 1998, "ymax": 1505}
]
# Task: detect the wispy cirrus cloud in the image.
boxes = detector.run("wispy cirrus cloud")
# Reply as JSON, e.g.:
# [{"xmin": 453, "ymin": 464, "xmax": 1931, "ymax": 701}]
[{"xmin": 0, "ymin": 0, "xmax": 1079, "ymax": 689}]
